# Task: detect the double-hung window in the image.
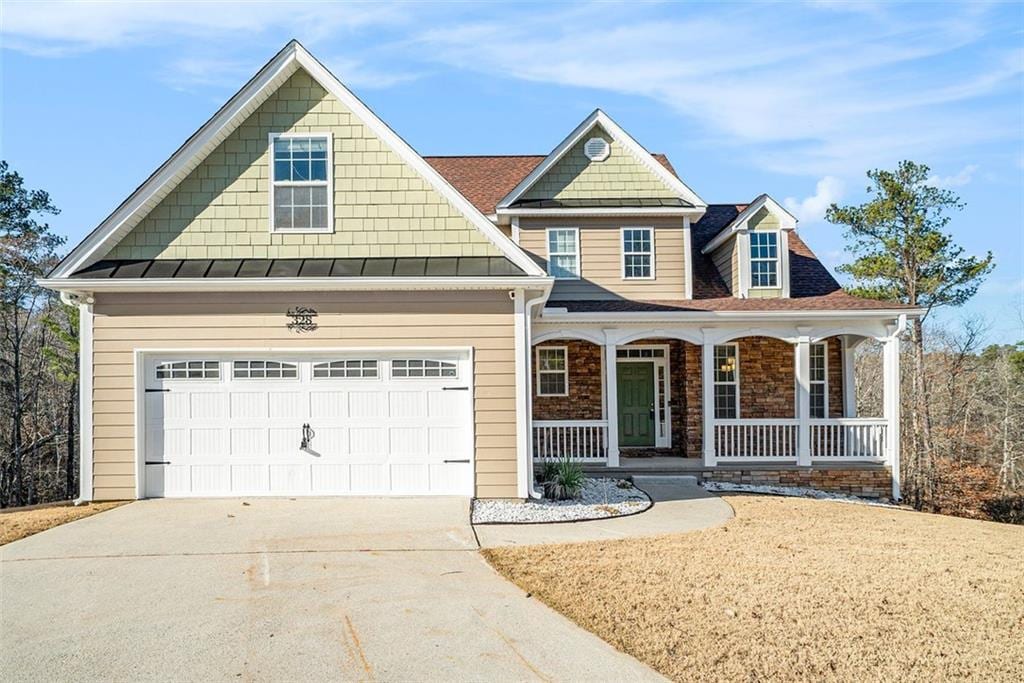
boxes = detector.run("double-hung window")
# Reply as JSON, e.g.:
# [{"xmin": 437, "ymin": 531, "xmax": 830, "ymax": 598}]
[
  {"xmin": 546, "ymin": 228, "xmax": 580, "ymax": 279},
  {"xmin": 713, "ymin": 344, "xmax": 739, "ymax": 419},
  {"xmin": 536, "ymin": 347, "xmax": 568, "ymax": 396},
  {"xmin": 749, "ymin": 232, "xmax": 779, "ymax": 288},
  {"xmin": 622, "ymin": 227, "xmax": 654, "ymax": 279},
  {"xmin": 270, "ymin": 133, "xmax": 331, "ymax": 232},
  {"xmin": 809, "ymin": 342, "xmax": 828, "ymax": 418}
]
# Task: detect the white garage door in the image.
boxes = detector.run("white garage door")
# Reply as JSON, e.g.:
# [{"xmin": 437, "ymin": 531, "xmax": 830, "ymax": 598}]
[{"xmin": 142, "ymin": 352, "xmax": 473, "ymax": 497}]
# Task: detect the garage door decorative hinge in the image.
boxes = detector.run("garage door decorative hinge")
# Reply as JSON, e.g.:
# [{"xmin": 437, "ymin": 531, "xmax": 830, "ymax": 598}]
[{"xmin": 286, "ymin": 306, "xmax": 318, "ymax": 333}]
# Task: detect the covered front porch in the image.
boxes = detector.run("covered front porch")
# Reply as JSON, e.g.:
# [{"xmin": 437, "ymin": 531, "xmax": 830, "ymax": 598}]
[{"xmin": 528, "ymin": 317, "xmax": 904, "ymax": 496}]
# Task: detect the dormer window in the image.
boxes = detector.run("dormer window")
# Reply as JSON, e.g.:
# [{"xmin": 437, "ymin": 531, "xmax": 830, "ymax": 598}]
[
  {"xmin": 749, "ymin": 232, "xmax": 779, "ymax": 288},
  {"xmin": 270, "ymin": 133, "xmax": 332, "ymax": 233}
]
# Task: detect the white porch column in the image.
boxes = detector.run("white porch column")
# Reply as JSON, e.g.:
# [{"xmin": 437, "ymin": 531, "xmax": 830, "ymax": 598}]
[
  {"xmin": 795, "ymin": 334, "xmax": 812, "ymax": 466},
  {"xmin": 701, "ymin": 333, "xmax": 716, "ymax": 467},
  {"xmin": 841, "ymin": 336, "xmax": 858, "ymax": 418},
  {"xmin": 604, "ymin": 339, "xmax": 620, "ymax": 467},
  {"xmin": 883, "ymin": 334, "xmax": 902, "ymax": 500}
]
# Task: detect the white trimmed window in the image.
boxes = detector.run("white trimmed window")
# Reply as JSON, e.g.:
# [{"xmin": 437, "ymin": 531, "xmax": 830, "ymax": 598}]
[
  {"xmin": 232, "ymin": 360, "xmax": 298, "ymax": 379},
  {"xmin": 713, "ymin": 344, "xmax": 739, "ymax": 419},
  {"xmin": 156, "ymin": 360, "xmax": 219, "ymax": 380},
  {"xmin": 546, "ymin": 228, "xmax": 580, "ymax": 279},
  {"xmin": 810, "ymin": 342, "xmax": 828, "ymax": 418},
  {"xmin": 749, "ymin": 231, "xmax": 779, "ymax": 288},
  {"xmin": 536, "ymin": 347, "xmax": 568, "ymax": 396},
  {"xmin": 622, "ymin": 227, "xmax": 654, "ymax": 279},
  {"xmin": 270, "ymin": 133, "xmax": 332, "ymax": 233},
  {"xmin": 391, "ymin": 359, "xmax": 458, "ymax": 378}
]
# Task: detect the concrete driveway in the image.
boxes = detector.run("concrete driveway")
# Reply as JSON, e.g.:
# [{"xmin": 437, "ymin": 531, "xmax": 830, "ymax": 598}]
[{"xmin": 1, "ymin": 498, "xmax": 662, "ymax": 682}]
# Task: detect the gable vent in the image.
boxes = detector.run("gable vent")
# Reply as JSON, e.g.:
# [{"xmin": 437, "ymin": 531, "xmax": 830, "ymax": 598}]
[{"xmin": 583, "ymin": 137, "xmax": 610, "ymax": 161}]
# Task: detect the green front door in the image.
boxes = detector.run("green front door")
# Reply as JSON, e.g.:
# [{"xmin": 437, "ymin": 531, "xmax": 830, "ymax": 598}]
[{"xmin": 617, "ymin": 362, "xmax": 655, "ymax": 447}]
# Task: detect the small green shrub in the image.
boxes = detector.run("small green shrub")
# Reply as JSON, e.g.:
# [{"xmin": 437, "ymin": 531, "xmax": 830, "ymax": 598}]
[
  {"xmin": 536, "ymin": 461, "xmax": 559, "ymax": 485},
  {"xmin": 540, "ymin": 458, "xmax": 585, "ymax": 501}
]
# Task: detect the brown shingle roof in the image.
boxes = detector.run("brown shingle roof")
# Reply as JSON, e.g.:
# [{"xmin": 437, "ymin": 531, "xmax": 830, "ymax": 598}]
[
  {"xmin": 548, "ymin": 204, "xmax": 914, "ymax": 313},
  {"xmin": 424, "ymin": 157, "xmax": 911, "ymax": 314},
  {"xmin": 425, "ymin": 154, "xmax": 678, "ymax": 215}
]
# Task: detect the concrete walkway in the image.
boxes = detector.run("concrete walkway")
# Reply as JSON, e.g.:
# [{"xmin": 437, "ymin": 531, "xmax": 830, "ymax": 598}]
[
  {"xmin": 1, "ymin": 498, "xmax": 663, "ymax": 682},
  {"xmin": 474, "ymin": 479, "xmax": 734, "ymax": 548}
]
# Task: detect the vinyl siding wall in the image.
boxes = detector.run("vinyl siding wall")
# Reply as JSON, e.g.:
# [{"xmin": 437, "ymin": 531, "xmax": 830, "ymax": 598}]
[
  {"xmin": 88, "ymin": 290, "xmax": 518, "ymax": 499},
  {"xmin": 518, "ymin": 216, "xmax": 686, "ymax": 300},
  {"xmin": 711, "ymin": 238, "xmax": 739, "ymax": 294},
  {"xmin": 521, "ymin": 126, "xmax": 678, "ymax": 202},
  {"xmin": 108, "ymin": 68, "xmax": 500, "ymax": 261}
]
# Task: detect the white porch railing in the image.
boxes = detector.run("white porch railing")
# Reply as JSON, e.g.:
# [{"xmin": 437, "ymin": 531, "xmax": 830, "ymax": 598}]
[
  {"xmin": 810, "ymin": 418, "xmax": 887, "ymax": 460},
  {"xmin": 712, "ymin": 417, "xmax": 888, "ymax": 462},
  {"xmin": 533, "ymin": 420, "xmax": 608, "ymax": 462},
  {"xmin": 714, "ymin": 419, "xmax": 799, "ymax": 460}
]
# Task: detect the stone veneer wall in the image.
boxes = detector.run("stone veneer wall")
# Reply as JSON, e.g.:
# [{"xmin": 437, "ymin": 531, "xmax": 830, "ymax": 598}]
[
  {"xmin": 702, "ymin": 467, "xmax": 893, "ymax": 502},
  {"xmin": 531, "ymin": 335, "xmax": 846, "ymax": 455},
  {"xmin": 533, "ymin": 340, "xmax": 603, "ymax": 420}
]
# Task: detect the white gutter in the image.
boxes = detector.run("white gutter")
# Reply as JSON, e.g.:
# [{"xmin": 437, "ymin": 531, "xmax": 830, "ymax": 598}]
[
  {"xmin": 523, "ymin": 291, "xmax": 550, "ymax": 499},
  {"xmin": 38, "ymin": 276, "xmax": 553, "ymax": 294},
  {"xmin": 539, "ymin": 307, "xmax": 926, "ymax": 323}
]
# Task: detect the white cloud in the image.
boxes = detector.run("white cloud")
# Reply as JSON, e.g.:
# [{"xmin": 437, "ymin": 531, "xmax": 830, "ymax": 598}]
[
  {"xmin": 784, "ymin": 177, "xmax": 845, "ymax": 225},
  {"xmin": 927, "ymin": 164, "xmax": 979, "ymax": 188},
  {"xmin": 409, "ymin": 4, "xmax": 1021, "ymax": 177},
  {"xmin": 0, "ymin": 1, "xmax": 408, "ymax": 55}
]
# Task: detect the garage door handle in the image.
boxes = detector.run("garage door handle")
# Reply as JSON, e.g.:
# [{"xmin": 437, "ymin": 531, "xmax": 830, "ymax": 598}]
[
  {"xmin": 442, "ymin": 386, "xmax": 469, "ymax": 391},
  {"xmin": 145, "ymin": 388, "xmax": 170, "ymax": 393},
  {"xmin": 444, "ymin": 459, "xmax": 470, "ymax": 464}
]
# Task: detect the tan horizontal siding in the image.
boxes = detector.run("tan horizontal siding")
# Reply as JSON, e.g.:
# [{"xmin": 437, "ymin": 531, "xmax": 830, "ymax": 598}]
[
  {"xmin": 89, "ymin": 290, "xmax": 519, "ymax": 499},
  {"xmin": 518, "ymin": 216, "xmax": 686, "ymax": 300}
]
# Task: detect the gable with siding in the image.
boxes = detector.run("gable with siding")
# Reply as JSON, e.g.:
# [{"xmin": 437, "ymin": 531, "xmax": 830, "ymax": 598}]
[
  {"xmin": 520, "ymin": 125, "xmax": 680, "ymax": 202},
  {"xmin": 107, "ymin": 69, "xmax": 503, "ymax": 261}
]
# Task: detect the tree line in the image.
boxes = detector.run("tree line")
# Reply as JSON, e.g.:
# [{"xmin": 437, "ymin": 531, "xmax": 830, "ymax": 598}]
[{"xmin": 1, "ymin": 159, "xmax": 1021, "ymax": 521}]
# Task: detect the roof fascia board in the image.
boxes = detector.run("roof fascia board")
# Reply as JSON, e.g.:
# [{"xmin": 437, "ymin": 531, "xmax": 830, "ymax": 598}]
[
  {"xmin": 498, "ymin": 207, "xmax": 707, "ymax": 217},
  {"xmin": 50, "ymin": 43, "xmax": 301, "ymax": 279},
  {"xmin": 496, "ymin": 110, "xmax": 707, "ymax": 210},
  {"xmin": 51, "ymin": 40, "xmax": 545, "ymax": 279},
  {"xmin": 38, "ymin": 276, "xmax": 554, "ymax": 294},
  {"xmin": 538, "ymin": 308, "xmax": 924, "ymax": 323},
  {"xmin": 701, "ymin": 194, "xmax": 798, "ymax": 254}
]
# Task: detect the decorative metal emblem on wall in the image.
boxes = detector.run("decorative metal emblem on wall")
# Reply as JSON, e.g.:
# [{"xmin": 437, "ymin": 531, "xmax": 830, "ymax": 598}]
[{"xmin": 286, "ymin": 306, "xmax": 318, "ymax": 333}]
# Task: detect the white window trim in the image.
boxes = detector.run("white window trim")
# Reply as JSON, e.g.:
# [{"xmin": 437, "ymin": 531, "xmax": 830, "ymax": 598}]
[
  {"xmin": 545, "ymin": 227, "xmax": 581, "ymax": 280},
  {"xmin": 268, "ymin": 131, "xmax": 334, "ymax": 234},
  {"xmin": 154, "ymin": 360, "xmax": 222, "ymax": 382},
  {"xmin": 810, "ymin": 341, "xmax": 829, "ymax": 419},
  {"xmin": 748, "ymin": 230, "xmax": 781, "ymax": 290},
  {"xmin": 535, "ymin": 346, "xmax": 569, "ymax": 397},
  {"xmin": 713, "ymin": 343, "xmax": 740, "ymax": 419},
  {"xmin": 311, "ymin": 359, "xmax": 381, "ymax": 380},
  {"xmin": 620, "ymin": 226, "xmax": 655, "ymax": 280}
]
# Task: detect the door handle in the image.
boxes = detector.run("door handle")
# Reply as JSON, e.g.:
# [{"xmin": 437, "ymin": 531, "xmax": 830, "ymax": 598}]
[{"xmin": 300, "ymin": 423, "xmax": 315, "ymax": 450}]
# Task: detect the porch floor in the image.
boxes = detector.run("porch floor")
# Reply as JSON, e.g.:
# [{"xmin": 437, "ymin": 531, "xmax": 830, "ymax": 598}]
[{"xmin": 582, "ymin": 457, "xmax": 890, "ymax": 477}]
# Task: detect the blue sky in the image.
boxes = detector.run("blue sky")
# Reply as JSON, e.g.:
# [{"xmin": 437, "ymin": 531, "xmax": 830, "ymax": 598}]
[{"xmin": 3, "ymin": 1, "xmax": 1022, "ymax": 342}]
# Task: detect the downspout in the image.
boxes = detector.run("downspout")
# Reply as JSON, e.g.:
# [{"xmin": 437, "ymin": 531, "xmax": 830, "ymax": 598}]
[
  {"xmin": 60, "ymin": 291, "xmax": 94, "ymax": 505},
  {"xmin": 523, "ymin": 291, "xmax": 550, "ymax": 499}
]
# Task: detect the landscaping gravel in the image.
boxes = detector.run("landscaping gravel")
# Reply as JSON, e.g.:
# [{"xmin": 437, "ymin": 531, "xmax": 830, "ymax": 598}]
[
  {"xmin": 702, "ymin": 481, "xmax": 896, "ymax": 506},
  {"xmin": 472, "ymin": 478, "xmax": 652, "ymax": 524}
]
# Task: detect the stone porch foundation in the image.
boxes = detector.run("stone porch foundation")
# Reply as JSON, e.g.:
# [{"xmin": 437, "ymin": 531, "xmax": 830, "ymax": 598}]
[{"xmin": 700, "ymin": 466, "xmax": 893, "ymax": 502}]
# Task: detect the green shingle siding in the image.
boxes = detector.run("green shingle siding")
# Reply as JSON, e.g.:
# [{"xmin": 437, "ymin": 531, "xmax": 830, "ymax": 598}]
[
  {"xmin": 108, "ymin": 69, "xmax": 500, "ymax": 260},
  {"xmin": 521, "ymin": 126, "xmax": 678, "ymax": 202}
]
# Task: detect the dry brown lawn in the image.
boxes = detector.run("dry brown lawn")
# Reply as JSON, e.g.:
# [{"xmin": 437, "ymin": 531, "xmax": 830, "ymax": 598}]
[
  {"xmin": 484, "ymin": 494, "xmax": 1024, "ymax": 682},
  {"xmin": 0, "ymin": 502, "xmax": 125, "ymax": 545}
]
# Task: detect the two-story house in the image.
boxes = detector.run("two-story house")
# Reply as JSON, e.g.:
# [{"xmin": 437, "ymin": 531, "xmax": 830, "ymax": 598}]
[{"xmin": 41, "ymin": 41, "xmax": 916, "ymax": 504}]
